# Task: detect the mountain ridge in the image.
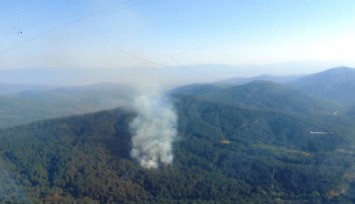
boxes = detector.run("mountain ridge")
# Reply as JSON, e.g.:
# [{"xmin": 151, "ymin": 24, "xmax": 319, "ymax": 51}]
[
  {"xmin": 289, "ymin": 66, "xmax": 355, "ymax": 104},
  {"xmin": 1, "ymin": 81, "xmax": 355, "ymax": 202},
  {"xmin": 0, "ymin": 82, "xmax": 133, "ymax": 128}
]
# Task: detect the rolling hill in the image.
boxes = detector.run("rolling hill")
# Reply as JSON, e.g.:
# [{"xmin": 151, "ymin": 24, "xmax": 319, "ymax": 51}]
[
  {"xmin": 0, "ymin": 83, "xmax": 133, "ymax": 128},
  {"xmin": 1, "ymin": 81, "xmax": 355, "ymax": 203},
  {"xmin": 2, "ymin": 66, "xmax": 353, "ymax": 129},
  {"xmin": 0, "ymin": 82, "xmax": 55, "ymax": 95},
  {"xmin": 289, "ymin": 66, "xmax": 355, "ymax": 105},
  {"xmin": 218, "ymin": 74, "xmax": 299, "ymax": 85}
]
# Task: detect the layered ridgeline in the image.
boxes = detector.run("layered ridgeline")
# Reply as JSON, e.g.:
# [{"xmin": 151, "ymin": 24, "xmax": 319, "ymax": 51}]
[
  {"xmin": 1, "ymin": 81, "xmax": 355, "ymax": 203},
  {"xmin": 0, "ymin": 82, "xmax": 55, "ymax": 95},
  {"xmin": 289, "ymin": 66, "xmax": 355, "ymax": 105},
  {"xmin": 1, "ymin": 66, "xmax": 354, "ymax": 129},
  {"xmin": 0, "ymin": 83, "xmax": 134, "ymax": 128}
]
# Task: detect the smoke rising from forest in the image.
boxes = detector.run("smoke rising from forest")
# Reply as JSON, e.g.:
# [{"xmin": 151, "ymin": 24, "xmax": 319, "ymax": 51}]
[{"xmin": 129, "ymin": 90, "xmax": 177, "ymax": 169}]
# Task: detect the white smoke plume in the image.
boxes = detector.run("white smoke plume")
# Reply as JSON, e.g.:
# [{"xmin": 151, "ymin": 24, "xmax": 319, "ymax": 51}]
[{"xmin": 129, "ymin": 90, "xmax": 177, "ymax": 169}]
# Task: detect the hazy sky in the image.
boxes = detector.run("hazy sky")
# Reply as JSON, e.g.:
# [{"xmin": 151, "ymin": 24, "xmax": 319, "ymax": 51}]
[{"xmin": 1, "ymin": 0, "xmax": 355, "ymax": 77}]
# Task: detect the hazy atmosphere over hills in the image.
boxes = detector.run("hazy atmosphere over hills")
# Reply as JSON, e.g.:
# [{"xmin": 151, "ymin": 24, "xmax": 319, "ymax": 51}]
[
  {"xmin": 1, "ymin": 67, "xmax": 355, "ymax": 203},
  {"xmin": 1, "ymin": 0, "xmax": 355, "ymax": 85},
  {"xmin": 2, "ymin": 0, "xmax": 355, "ymax": 203}
]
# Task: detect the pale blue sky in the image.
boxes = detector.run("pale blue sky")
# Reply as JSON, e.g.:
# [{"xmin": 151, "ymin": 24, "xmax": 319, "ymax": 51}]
[{"xmin": 1, "ymin": 0, "xmax": 355, "ymax": 77}]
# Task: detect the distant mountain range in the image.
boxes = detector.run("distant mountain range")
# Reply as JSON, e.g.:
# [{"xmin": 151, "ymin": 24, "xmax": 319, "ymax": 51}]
[
  {"xmin": 187, "ymin": 66, "xmax": 355, "ymax": 106},
  {"xmin": 0, "ymin": 82, "xmax": 133, "ymax": 128},
  {"xmin": 288, "ymin": 66, "xmax": 355, "ymax": 105},
  {"xmin": 0, "ymin": 83, "xmax": 56, "ymax": 95},
  {"xmin": 1, "ymin": 66, "xmax": 355, "ymax": 128},
  {"xmin": 1, "ymin": 67, "xmax": 355, "ymax": 202},
  {"xmin": 218, "ymin": 74, "xmax": 299, "ymax": 85}
]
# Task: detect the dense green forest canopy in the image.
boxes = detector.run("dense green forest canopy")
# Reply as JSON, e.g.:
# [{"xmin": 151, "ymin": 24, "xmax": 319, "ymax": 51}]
[{"xmin": 1, "ymin": 79, "xmax": 355, "ymax": 203}]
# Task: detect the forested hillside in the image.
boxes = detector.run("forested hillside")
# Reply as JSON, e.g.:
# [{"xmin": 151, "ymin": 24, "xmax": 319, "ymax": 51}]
[{"xmin": 1, "ymin": 81, "xmax": 355, "ymax": 203}]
